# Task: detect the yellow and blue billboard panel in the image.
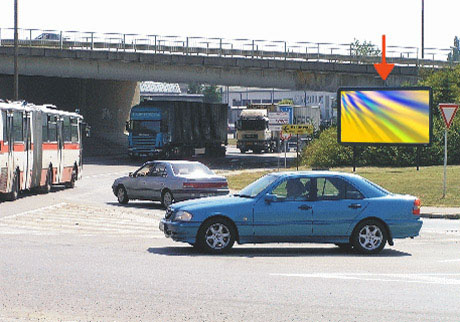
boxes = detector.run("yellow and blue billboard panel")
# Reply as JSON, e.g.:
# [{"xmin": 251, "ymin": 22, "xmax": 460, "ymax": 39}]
[{"xmin": 338, "ymin": 87, "xmax": 432, "ymax": 145}]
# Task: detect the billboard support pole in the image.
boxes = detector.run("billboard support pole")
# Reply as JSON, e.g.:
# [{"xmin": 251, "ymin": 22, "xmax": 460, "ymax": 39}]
[
  {"xmin": 416, "ymin": 147, "xmax": 420, "ymax": 171},
  {"xmin": 352, "ymin": 146, "xmax": 356, "ymax": 173}
]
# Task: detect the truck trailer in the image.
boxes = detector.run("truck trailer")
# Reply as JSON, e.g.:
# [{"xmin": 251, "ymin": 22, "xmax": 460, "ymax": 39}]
[{"xmin": 126, "ymin": 99, "xmax": 227, "ymax": 159}]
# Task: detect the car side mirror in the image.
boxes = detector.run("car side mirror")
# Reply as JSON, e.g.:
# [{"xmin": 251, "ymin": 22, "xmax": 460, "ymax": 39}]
[{"xmin": 265, "ymin": 193, "xmax": 277, "ymax": 204}]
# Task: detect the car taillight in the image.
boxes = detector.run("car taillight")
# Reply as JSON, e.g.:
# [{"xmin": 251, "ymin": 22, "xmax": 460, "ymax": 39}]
[
  {"xmin": 412, "ymin": 198, "xmax": 421, "ymax": 215},
  {"xmin": 183, "ymin": 182, "xmax": 228, "ymax": 189}
]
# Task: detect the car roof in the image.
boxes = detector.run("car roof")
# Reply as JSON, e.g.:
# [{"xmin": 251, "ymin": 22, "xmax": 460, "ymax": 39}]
[{"xmin": 267, "ymin": 171, "xmax": 388, "ymax": 197}]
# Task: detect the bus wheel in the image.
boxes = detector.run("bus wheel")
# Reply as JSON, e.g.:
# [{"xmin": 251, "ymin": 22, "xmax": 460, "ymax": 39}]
[
  {"xmin": 40, "ymin": 168, "xmax": 52, "ymax": 194},
  {"xmin": 65, "ymin": 167, "xmax": 77, "ymax": 188},
  {"xmin": 7, "ymin": 171, "xmax": 20, "ymax": 201}
]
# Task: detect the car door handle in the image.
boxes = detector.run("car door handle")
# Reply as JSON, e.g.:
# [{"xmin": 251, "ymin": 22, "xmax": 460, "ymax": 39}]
[
  {"xmin": 348, "ymin": 203, "xmax": 361, "ymax": 209},
  {"xmin": 298, "ymin": 205, "xmax": 312, "ymax": 210}
]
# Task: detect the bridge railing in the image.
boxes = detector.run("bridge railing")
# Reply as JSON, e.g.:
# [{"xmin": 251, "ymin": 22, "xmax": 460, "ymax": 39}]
[{"xmin": 0, "ymin": 27, "xmax": 457, "ymax": 68}]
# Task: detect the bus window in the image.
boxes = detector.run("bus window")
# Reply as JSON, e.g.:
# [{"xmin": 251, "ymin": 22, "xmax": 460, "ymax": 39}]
[
  {"xmin": 13, "ymin": 111, "xmax": 23, "ymax": 142},
  {"xmin": 42, "ymin": 114, "xmax": 48, "ymax": 142},
  {"xmin": 63, "ymin": 116, "xmax": 71, "ymax": 142},
  {"xmin": 1, "ymin": 111, "xmax": 7, "ymax": 143},
  {"xmin": 48, "ymin": 115, "xmax": 57, "ymax": 142},
  {"xmin": 71, "ymin": 118, "xmax": 79, "ymax": 143}
]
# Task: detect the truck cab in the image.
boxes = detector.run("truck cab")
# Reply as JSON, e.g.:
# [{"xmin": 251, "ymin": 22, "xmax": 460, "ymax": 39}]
[
  {"xmin": 126, "ymin": 105, "xmax": 168, "ymax": 158},
  {"xmin": 236, "ymin": 109, "xmax": 275, "ymax": 153}
]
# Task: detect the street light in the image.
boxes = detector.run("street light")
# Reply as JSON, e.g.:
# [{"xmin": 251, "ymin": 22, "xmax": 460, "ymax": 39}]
[
  {"xmin": 421, "ymin": 0, "xmax": 424, "ymax": 59},
  {"xmin": 14, "ymin": 0, "xmax": 19, "ymax": 100}
]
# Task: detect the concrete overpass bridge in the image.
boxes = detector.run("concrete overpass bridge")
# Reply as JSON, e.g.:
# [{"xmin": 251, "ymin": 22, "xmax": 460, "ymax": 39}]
[{"xmin": 0, "ymin": 27, "xmax": 456, "ymax": 144}]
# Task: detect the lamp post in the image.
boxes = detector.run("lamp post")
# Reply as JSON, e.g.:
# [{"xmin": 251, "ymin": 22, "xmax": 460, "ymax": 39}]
[
  {"xmin": 421, "ymin": 0, "xmax": 424, "ymax": 59},
  {"xmin": 13, "ymin": 0, "xmax": 19, "ymax": 100}
]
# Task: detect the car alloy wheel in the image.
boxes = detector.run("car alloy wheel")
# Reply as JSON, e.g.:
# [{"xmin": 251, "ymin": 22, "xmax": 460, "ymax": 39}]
[
  {"xmin": 161, "ymin": 190, "xmax": 173, "ymax": 208},
  {"xmin": 197, "ymin": 218, "xmax": 235, "ymax": 254},
  {"xmin": 117, "ymin": 186, "xmax": 129, "ymax": 204},
  {"xmin": 205, "ymin": 223, "xmax": 231, "ymax": 250},
  {"xmin": 353, "ymin": 220, "xmax": 387, "ymax": 254}
]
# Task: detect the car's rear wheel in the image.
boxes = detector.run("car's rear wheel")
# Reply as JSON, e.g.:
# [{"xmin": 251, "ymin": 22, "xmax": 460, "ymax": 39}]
[
  {"xmin": 161, "ymin": 190, "xmax": 174, "ymax": 208},
  {"xmin": 352, "ymin": 220, "xmax": 387, "ymax": 254},
  {"xmin": 196, "ymin": 218, "xmax": 235, "ymax": 254},
  {"xmin": 117, "ymin": 185, "xmax": 129, "ymax": 204}
]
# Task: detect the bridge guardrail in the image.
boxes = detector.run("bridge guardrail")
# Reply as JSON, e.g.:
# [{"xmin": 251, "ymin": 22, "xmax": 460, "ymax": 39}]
[{"xmin": 0, "ymin": 27, "xmax": 457, "ymax": 68}]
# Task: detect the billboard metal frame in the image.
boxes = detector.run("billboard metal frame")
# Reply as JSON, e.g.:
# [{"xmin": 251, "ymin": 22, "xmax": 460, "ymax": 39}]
[{"xmin": 337, "ymin": 86, "xmax": 433, "ymax": 147}]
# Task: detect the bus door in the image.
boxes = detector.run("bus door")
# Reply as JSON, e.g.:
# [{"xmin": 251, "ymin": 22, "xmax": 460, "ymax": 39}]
[
  {"xmin": 6, "ymin": 112, "xmax": 14, "ymax": 192},
  {"xmin": 57, "ymin": 117, "xmax": 64, "ymax": 182},
  {"xmin": 24, "ymin": 112, "xmax": 33, "ymax": 189}
]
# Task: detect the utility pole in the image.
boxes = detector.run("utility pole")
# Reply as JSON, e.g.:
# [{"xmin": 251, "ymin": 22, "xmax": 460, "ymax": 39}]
[
  {"xmin": 421, "ymin": 0, "xmax": 424, "ymax": 59},
  {"xmin": 13, "ymin": 0, "xmax": 19, "ymax": 100}
]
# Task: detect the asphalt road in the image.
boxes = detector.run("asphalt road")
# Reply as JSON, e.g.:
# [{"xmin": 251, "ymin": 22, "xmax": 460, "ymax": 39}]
[{"xmin": 1, "ymin": 157, "xmax": 460, "ymax": 321}]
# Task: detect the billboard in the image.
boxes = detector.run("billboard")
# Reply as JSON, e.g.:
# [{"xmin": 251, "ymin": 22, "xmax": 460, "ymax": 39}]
[{"xmin": 338, "ymin": 87, "xmax": 432, "ymax": 146}]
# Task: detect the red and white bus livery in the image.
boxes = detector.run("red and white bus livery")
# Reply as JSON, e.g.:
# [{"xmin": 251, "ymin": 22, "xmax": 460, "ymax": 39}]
[{"xmin": 0, "ymin": 100, "xmax": 83, "ymax": 200}]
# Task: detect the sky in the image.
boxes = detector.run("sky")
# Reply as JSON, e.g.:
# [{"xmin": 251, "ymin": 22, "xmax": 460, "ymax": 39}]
[{"xmin": 0, "ymin": 0, "xmax": 458, "ymax": 50}]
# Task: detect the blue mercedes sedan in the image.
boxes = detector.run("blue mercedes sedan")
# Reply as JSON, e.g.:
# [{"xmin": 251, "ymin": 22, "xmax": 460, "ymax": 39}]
[{"xmin": 159, "ymin": 171, "xmax": 422, "ymax": 254}]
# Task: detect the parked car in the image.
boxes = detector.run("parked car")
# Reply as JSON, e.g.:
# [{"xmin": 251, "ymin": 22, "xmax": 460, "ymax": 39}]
[
  {"xmin": 159, "ymin": 171, "xmax": 423, "ymax": 254},
  {"xmin": 112, "ymin": 160, "xmax": 229, "ymax": 208}
]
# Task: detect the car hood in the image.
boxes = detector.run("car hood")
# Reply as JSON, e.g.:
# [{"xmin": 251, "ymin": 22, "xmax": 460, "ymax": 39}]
[{"xmin": 171, "ymin": 194, "xmax": 254, "ymax": 212}]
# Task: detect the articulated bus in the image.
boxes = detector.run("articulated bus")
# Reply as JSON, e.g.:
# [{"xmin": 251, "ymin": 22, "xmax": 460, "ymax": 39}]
[{"xmin": 0, "ymin": 100, "xmax": 83, "ymax": 201}]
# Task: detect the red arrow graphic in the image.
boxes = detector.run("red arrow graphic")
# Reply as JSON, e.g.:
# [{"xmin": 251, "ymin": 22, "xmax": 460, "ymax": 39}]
[{"xmin": 374, "ymin": 35, "xmax": 395, "ymax": 81}]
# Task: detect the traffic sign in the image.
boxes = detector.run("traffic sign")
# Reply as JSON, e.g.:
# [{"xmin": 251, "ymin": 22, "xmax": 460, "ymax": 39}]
[
  {"xmin": 268, "ymin": 112, "xmax": 289, "ymax": 125},
  {"xmin": 280, "ymin": 131, "xmax": 291, "ymax": 141},
  {"xmin": 439, "ymin": 103, "xmax": 458, "ymax": 129},
  {"xmin": 281, "ymin": 124, "xmax": 314, "ymax": 135}
]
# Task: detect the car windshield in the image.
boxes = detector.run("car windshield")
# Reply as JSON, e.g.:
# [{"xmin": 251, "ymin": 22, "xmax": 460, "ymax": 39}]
[
  {"xmin": 238, "ymin": 174, "xmax": 278, "ymax": 198},
  {"xmin": 239, "ymin": 119, "xmax": 266, "ymax": 131},
  {"xmin": 171, "ymin": 163, "xmax": 214, "ymax": 177}
]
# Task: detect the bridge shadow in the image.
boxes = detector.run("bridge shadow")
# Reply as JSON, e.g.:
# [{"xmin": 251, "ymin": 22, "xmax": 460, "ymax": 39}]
[
  {"xmin": 147, "ymin": 246, "xmax": 411, "ymax": 258},
  {"xmin": 0, "ymin": 184, "xmax": 69, "ymax": 203}
]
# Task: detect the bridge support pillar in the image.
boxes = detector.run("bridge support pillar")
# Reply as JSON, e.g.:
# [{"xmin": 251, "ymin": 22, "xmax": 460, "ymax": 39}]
[{"xmin": 0, "ymin": 75, "xmax": 139, "ymax": 147}]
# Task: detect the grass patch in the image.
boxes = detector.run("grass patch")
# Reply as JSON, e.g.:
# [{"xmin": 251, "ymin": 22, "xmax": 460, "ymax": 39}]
[{"xmin": 225, "ymin": 165, "xmax": 460, "ymax": 207}]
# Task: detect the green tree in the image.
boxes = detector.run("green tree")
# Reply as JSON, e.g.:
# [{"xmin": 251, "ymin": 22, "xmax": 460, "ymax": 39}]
[
  {"xmin": 278, "ymin": 99, "xmax": 294, "ymax": 105},
  {"xmin": 187, "ymin": 83, "xmax": 222, "ymax": 103},
  {"xmin": 350, "ymin": 38, "xmax": 381, "ymax": 57}
]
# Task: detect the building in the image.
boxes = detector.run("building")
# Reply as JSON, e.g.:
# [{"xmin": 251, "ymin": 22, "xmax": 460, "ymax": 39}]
[{"xmin": 223, "ymin": 87, "xmax": 336, "ymax": 126}]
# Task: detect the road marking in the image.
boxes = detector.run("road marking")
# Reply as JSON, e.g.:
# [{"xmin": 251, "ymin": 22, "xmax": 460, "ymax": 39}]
[
  {"xmin": 0, "ymin": 202, "xmax": 67, "ymax": 220},
  {"xmin": 270, "ymin": 273, "xmax": 460, "ymax": 285},
  {"xmin": 0, "ymin": 202, "xmax": 163, "ymax": 238}
]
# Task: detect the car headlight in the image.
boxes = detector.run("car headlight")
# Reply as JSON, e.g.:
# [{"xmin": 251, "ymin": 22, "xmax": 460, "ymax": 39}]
[{"xmin": 174, "ymin": 210, "xmax": 193, "ymax": 222}]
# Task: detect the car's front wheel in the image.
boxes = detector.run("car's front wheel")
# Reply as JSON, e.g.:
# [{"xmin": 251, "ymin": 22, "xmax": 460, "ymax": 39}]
[
  {"xmin": 196, "ymin": 218, "xmax": 235, "ymax": 254},
  {"xmin": 161, "ymin": 190, "xmax": 174, "ymax": 208},
  {"xmin": 116, "ymin": 185, "xmax": 129, "ymax": 204},
  {"xmin": 352, "ymin": 220, "xmax": 387, "ymax": 254}
]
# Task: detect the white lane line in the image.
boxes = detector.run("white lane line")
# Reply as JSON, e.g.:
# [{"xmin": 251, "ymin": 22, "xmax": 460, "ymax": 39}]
[
  {"xmin": 438, "ymin": 259, "xmax": 460, "ymax": 263},
  {"xmin": 0, "ymin": 202, "xmax": 67, "ymax": 221},
  {"xmin": 270, "ymin": 273, "xmax": 460, "ymax": 285}
]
